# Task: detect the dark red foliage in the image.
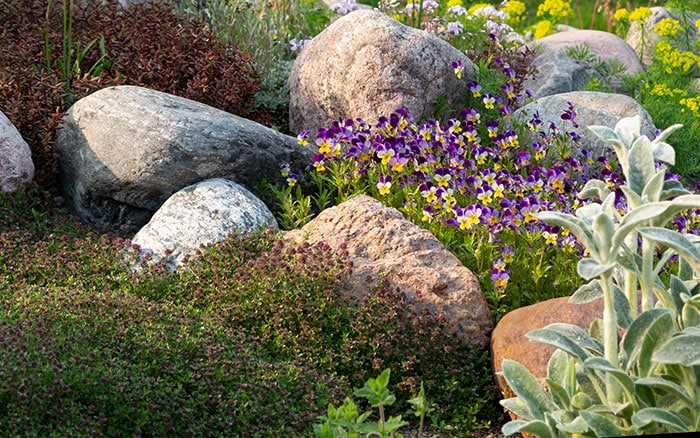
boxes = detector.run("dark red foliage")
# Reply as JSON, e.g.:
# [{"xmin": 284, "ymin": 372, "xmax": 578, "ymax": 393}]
[{"xmin": 0, "ymin": 0, "xmax": 263, "ymax": 188}]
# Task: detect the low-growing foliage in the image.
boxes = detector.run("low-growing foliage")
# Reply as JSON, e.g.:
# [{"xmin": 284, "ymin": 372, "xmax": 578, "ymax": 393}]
[{"xmin": 0, "ymin": 189, "xmax": 503, "ymax": 435}]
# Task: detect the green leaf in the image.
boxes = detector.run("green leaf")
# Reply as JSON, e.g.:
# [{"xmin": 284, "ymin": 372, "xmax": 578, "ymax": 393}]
[
  {"xmin": 577, "ymin": 258, "xmax": 615, "ymax": 280},
  {"xmin": 652, "ymin": 123, "xmax": 683, "ymax": 145},
  {"xmin": 651, "ymin": 141, "xmax": 676, "ymax": 165},
  {"xmin": 579, "ymin": 410, "xmax": 626, "ymax": 437},
  {"xmin": 653, "ymin": 334, "xmax": 700, "ymax": 366},
  {"xmin": 536, "ymin": 211, "xmax": 594, "ymax": 250},
  {"xmin": 620, "ymin": 185, "xmax": 643, "ymax": 210},
  {"xmin": 501, "ymin": 360, "xmax": 557, "ymax": 420},
  {"xmin": 626, "ymin": 135, "xmax": 656, "ymax": 195},
  {"xmin": 632, "ymin": 407, "xmax": 690, "ymax": 432},
  {"xmin": 661, "ymin": 177, "xmax": 690, "ymax": 200},
  {"xmin": 518, "ymin": 419, "xmax": 554, "ymax": 438},
  {"xmin": 641, "ymin": 170, "xmax": 665, "ymax": 203},
  {"xmin": 593, "ymin": 212, "xmax": 615, "ymax": 258},
  {"xmin": 527, "ymin": 323, "xmax": 602, "ymax": 361},
  {"xmin": 578, "ymin": 179, "xmax": 610, "ymax": 201},
  {"xmin": 621, "ymin": 308, "xmax": 674, "ymax": 376},
  {"xmin": 500, "ymin": 397, "xmax": 535, "ymax": 420},
  {"xmin": 613, "ymin": 286, "xmax": 633, "ymax": 330},
  {"xmin": 588, "ymin": 124, "xmax": 624, "ymax": 148},
  {"xmin": 583, "ymin": 357, "xmax": 637, "ymax": 407},
  {"xmin": 557, "ymin": 416, "xmax": 590, "ymax": 434},
  {"xmin": 502, "ymin": 420, "xmax": 529, "ymax": 436},
  {"xmin": 613, "ymin": 115, "xmax": 642, "ymax": 146},
  {"xmin": 638, "ymin": 227, "xmax": 700, "ymax": 273},
  {"xmin": 635, "ymin": 377, "xmax": 693, "ymax": 408},
  {"xmin": 569, "ymin": 279, "xmax": 602, "ymax": 304}
]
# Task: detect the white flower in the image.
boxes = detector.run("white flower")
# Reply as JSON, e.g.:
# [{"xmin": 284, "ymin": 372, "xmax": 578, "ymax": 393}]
[
  {"xmin": 330, "ymin": 0, "xmax": 361, "ymax": 15},
  {"xmin": 289, "ymin": 38, "xmax": 312, "ymax": 53},
  {"xmin": 445, "ymin": 21, "xmax": 464, "ymax": 36}
]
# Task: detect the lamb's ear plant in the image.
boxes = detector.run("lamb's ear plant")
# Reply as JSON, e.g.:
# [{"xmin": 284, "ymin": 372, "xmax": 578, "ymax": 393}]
[{"xmin": 500, "ymin": 115, "xmax": 700, "ymax": 436}]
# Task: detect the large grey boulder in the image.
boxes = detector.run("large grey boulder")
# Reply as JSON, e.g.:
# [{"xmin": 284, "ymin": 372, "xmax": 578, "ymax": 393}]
[
  {"xmin": 284, "ymin": 195, "xmax": 492, "ymax": 347},
  {"xmin": 0, "ymin": 111, "xmax": 34, "ymax": 193},
  {"xmin": 129, "ymin": 178, "xmax": 278, "ymax": 272},
  {"xmin": 533, "ymin": 29, "xmax": 644, "ymax": 76},
  {"xmin": 524, "ymin": 47, "xmax": 602, "ymax": 98},
  {"xmin": 55, "ymin": 85, "xmax": 313, "ymax": 232},
  {"xmin": 514, "ymin": 91, "xmax": 656, "ymax": 175},
  {"xmin": 288, "ymin": 9, "xmax": 476, "ymax": 134},
  {"xmin": 626, "ymin": 7, "xmax": 699, "ymax": 66}
]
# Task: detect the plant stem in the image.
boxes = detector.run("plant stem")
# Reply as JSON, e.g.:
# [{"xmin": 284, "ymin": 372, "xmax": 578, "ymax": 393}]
[
  {"xmin": 600, "ymin": 271, "xmax": 622, "ymax": 403},
  {"xmin": 600, "ymin": 272, "xmax": 618, "ymax": 366},
  {"xmin": 641, "ymin": 236, "xmax": 655, "ymax": 312}
]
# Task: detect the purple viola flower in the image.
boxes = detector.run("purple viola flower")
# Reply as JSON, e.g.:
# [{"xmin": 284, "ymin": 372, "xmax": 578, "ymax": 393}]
[{"xmin": 491, "ymin": 268, "xmax": 509, "ymax": 290}]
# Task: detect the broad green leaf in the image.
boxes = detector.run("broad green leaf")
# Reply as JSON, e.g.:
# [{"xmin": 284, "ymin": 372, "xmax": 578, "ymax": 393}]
[
  {"xmin": 638, "ymin": 227, "xmax": 700, "ymax": 273},
  {"xmin": 569, "ymin": 279, "xmax": 602, "ymax": 304},
  {"xmin": 653, "ymin": 334, "xmax": 700, "ymax": 366},
  {"xmin": 641, "ymin": 170, "xmax": 665, "ymax": 203},
  {"xmin": 383, "ymin": 416, "xmax": 409, "ymax": 433},
  {"xmin": 501, "ymin": 360, "xmax": 557, "ymax": 419},
  {"xmin": 502, "ymin": 420, "xmax": 530, "ymax": 436},
  {"xmin": 652, "ymin": 142, "xmax": 675, "ymax": 165},
  {"xmin": 635, "ymin": 377, "xmax": 693, "ymax": 408},
  {"xmin": 577, "ymin": 258, "xmax": 615, "ymax": 280},
  {"xmin": 536, "ymin": 211, "xmax": 594, "ymax": 250},
  {"xmin": 620, "ymin": 185, "xmax": 643, "ymax": 210},
  {"xmin": 621, "ymin": 308, "xmax": 674, "ymax": 376},
  {"xmin": 546, "ymin": 348, "xmax": 569, "ymax": 386},
  {"xmin": 544, "ymin": 379, "xmax": 569, "ymax": 408},
  {"xmin": 519, "ymin": 419, "xmax": 554, "ymax": 438},
  {"xmin": 613, "ymin": 202, "xmax": 670, "ymax": 250},
  {"xmin": 500, "ymin": 397, "xmax": 534, "ymax": 420},
  {"xmin": 557, "ymin": 416, "xmax": 590, "ymax": 434},
  {"xmin": 527, "ymin": 324, "xmax": 602, "ymax": 361},
  {"xmin": 626, "ymin": 135, "xmax": 655, "ymax": 195},
  {"xmin": 632, "ymin": 408, "xmax": 690, "ymax": 432},
  {"xmin": 575, "ymin": 203, "xmax": 602, "ymax": 221},
  {"xmin": 661, "ymin": 177, "xmax": 690, "ymax": 200},
  {"xmin": 588, "ymin": 124, "xmax": 624, "ymax": 148},
  {"xmin": 614, "ymin": 115, "xmax": 641, "ymax": 142},
  {"xmin": 578, "ymin": 179, "xmax": 610, "ymax": 201},
  {"xmin": 599, "ymin": 192, "xmax": 617, "ymax": 219},
  {"xmin": 651, "ymin": 123, "xmax": 683, "ymax": 144},
  {"xmin": 583, "ymin": 357, "xmax": 637, "ymax": 407},
  {"xmin": 593, "ymin": 212, "xmax": 615, "ymax": 259},
  {"xmin": 613, "ymin": 287, "xmax": 632, "ymax": 330},
  {"xmin": 579, "ymin": 410, "xmax": 626, "ymax": 437}
]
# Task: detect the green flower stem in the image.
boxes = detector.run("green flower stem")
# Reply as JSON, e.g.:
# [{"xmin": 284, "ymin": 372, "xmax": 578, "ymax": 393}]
[
  {"xmin": 600, "ymin": 271, "xmax": 621, "ymax": 404},
  {"xmin": 641, "ymin": 236, "xmax": 656, "ymax": 313}
]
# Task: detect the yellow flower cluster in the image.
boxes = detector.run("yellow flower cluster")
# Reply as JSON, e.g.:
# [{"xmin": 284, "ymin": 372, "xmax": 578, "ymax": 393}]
[
  {"xmin": 648, "ymin": 83, "xmax": 686, "ymax": 98},
  {"xmin": 629, "ymin": 6, "xmax": 652, "ymax": 23},
  {"xmin": 536, "ymin": 0, "xmax": 573, "ymax": 22},
  {"xmin": 447, "ymin": 0, "xmax": 463, "ymax": 8},
  {"xmin": 656, "ymin": 41, "xmax": 700, "ymax": 74},
  {"xmin": 654, "ymin": 18, "xmax": 680, "ymax": 37},
  {"xmin": 467, "ymin": 3, "xmax": 492, "ymax": 14},
  {"xmin": 680, "ymin": 97, "xmax": 700, "ymax": 117},
  {"xmin": 502, "ymin": 0, "xmax": 526, "ymax": 25},
  {"xmin": 533, "ymin": 19, "xmax": 555, "ymax": 39},
  {"xmin": 613, "ymin": 8, "xmax": 629, "ymax": 22},
  {"xmin": 696, "ymin": 18, "xmax": 700, "ymax": 30}
]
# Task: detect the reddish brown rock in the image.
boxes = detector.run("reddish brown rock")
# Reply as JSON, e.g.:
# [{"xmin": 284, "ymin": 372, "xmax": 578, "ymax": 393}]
[
  {"xmin": 284, "ymin": 195, "xmax": 492, "ymax": 347},
  {"xmin": 491, "ymin": 296, "xmax": 605, "ymax": 401}
]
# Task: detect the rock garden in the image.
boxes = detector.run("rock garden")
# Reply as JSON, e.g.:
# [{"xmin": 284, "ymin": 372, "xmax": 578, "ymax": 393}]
[{"xmin": 1, "ymin": 0, "xmax": 699, "ymax": 436}]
